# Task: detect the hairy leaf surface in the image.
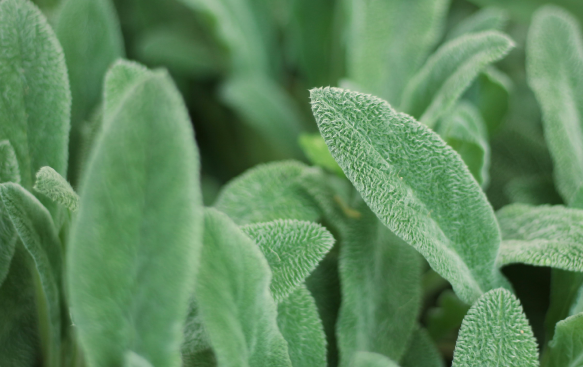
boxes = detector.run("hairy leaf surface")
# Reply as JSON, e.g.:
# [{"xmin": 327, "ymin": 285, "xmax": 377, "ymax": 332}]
[
  {"xmin": 352, "ymin": 352, "xmax": 400, "ymax": 367},
  {"xmin": 401, "ymin": 327, "xmax": 445, "ymax": 367},
  {"xmin": 0, "ymin": 141, "xmax": 20, "ymax": 184},
  {"xmin": 544, "ymin": 313, "xmax": 583, "ymax": 367},
  {"xmin": 446, "ymin": 7, "xmax": 508, "ymax": 40},
  {"xmin": 466, "ymin": 67, "xmax": 512, "ymax": 135},
  {"xmin": 33, "ymin": 167, "xmax": 79, "ymax": 212}
]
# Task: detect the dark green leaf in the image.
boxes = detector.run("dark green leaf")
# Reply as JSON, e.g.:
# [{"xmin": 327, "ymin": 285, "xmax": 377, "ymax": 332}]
[{"xmin": 299, "ymin": 134, "xmax": 344, "ymax": 178}]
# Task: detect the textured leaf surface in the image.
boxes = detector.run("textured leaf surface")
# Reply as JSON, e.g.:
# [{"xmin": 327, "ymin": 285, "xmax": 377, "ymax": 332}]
[
  {"xmin": 310, "ymin": 87, "xmax": 508, "ymax": 304},
  {"xmin": 544, "ymin": 313, "xmax": 583, "ymax": 367},
  {"xmin": 68, "ymin": 63, "xmax": 203, "ymax": 367},
  {"xmin": 0, "ymin": 140, "xmax": 20, "ymax": 184},
  {"xmin": 241, "ymin": 220, "xmax": 334, "ymax": 302},
  {"xmin": 427, "ymin": 290, "xmax": 470, "ymax": 342},
  {"xmin": 197, "ymin": 209, "xmax": 292, "ymax": 367},
  {"xmin": 277, "ymin": 285, "xmax": 327, "ymax": 367},
  {"xmin": 545, "ymin": 270, "xmax": 583, "ymax": 342},
  {"xmin": 215, "ymin": 161, "xmax": 320, "ymax": 225},
  {"xmin": 299, "ymin": 133, "xmax": 344, "ymax": 177},
  {"xmin": 33, "ymin": 166, "xmax": 79, "ymax": 211},
  {"xmin": 125, "ymin": 352, "xmax": 154, "ymax": 367},
  {"xmin": 337, "ymin": 199, "xmax": 422, "ymax": 364},
  {"xmin": 352, "ymin": 352, "xmax": 400, "ymax": 367},
  {"xmin": 446, "ymin": 7, "xmax": 508, "ymax": 40},
  {"xmin": 452, "ymin": 288, "xmax": 538, "ymax": 367},
  {"xmin": 401, "ymin": 31, "xmax": 514, "ymax": 128},
  {"xmin": 346, "ymin": 0, "xmax": 449, "ymax": 106},
  {"xmin": 401, "ymin": 327, "xmax": 445, "ymax": 367},
  {"xmin": 527, "ymin": 5, "xmax": 583, "ymax": 206},
  {"xmin": 0, "ymin": 0, "xmax": 71, "ymax": 191},
  {"xmin": 497, "ymin": 204, "xmax": 583, "ymax": 271},
  {"xmin": 466, "ymin": 67, "xmax": 512, "ymax": 135}
]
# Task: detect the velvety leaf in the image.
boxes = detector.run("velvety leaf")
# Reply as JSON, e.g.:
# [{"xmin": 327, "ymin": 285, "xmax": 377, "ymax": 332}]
[
  {"xmin": 299, "ymin": 133, "xmax": 344, "ymax": 178},
  {"xmin": 543, "ymin": 313, "xmax": 583, "ymax": 367},
  {"xmin": 427, "ymin": 290, "xmax": 470, "ymax": 342},
  {"xmin": 241, "ymin": 219, "xmax": 334, "ymax": 302},
  {"xmin": 352, "ymin": 352, "xmax": 400, "ymax": 367},
  {"xmin": 446, "ymin": 7, "xmax": 508, "ymax": 40},
  {"xmin": 0, "ymin": 0, "xmax": 71, "ymax": 191},
  {"xmin": 545, "ymin": 270, "xmax": 583, "ymax": 342},
  {"xmin": 0, "ymin": 140, "xmax": 20, "ymax": 184},
  {"xmin": 505, "ymin": 175, "xmax": 562, "ymax": 206},
  {"xmin": 401, "ymin": 31, "xmax": 514, "ymax": 128},
  {"xmin": 103, "ymin": 60, "xmax": 149, "ymax": 123},
  {"xmin": 0, "ymin": 212, "xmax": 16, "ymax": 287},
  {"xmin": 346, "ymin": 0, "xmax": 450, "ymax": 106},
  {"xmin": 401, "ymin": 327, "xmax": 445, "ymax": 367},
  {"xmin": 310, "ymin": 87, "xmax": 509, "ymax": 304},
  {"xmin": 215, "ymin": 160, "xmax": 320, "ymax": 225},
  {"xmin": 527, "ymin": 5, "xmax": 583, "ymax": 206},
  {"xmin": 68, "ymin": 62, "xmax": 203, "ymax": 367},
  {"xmin": 33, "ymin": 166, "xmax": 79, "ymax": 211},
  {"xmin": 277, "ymin": 285, "xmax": 327, "ymax": 367},
  {"xmin": 466, "ymin": 67, "xmax": 512, "ymax": 135},
  {"xmin": 452, "ymin": 288, "xmax": 538, "ymax": 367},
  {"xmin": 197, "ymin": 208, "xmax": 292, "ymax": 367},
  {"xmin": 466, "ymin": 0, "xmax": 583, "ymax": 23},
  {"xmin": 497, "ymin": 204, "xmax": 583, "ymax": 271},
  {"xmin": 125, "ymin": 352, "xmax": 154, "ymax": 367},
  {"xmin": 337, "ymin": 199, "xmax": 422, "ymax": 364},
  {"xmin": 0, "ymin": 182, "xmax": 62, "ymax": 367}
]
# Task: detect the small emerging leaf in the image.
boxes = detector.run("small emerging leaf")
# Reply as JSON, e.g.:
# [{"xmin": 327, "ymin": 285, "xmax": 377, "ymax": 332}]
[
  {"xmin": 299, "ymin": 133, "xmax": 344, "ymax": 177},
  {"xmin": 0, "ymin": 140, "xmax": 20, "ymax": 184},
  {"xmin": 34, "ymin": 167, "xmax": 79, "ymax": 211},
  {"xmin": 544, "ymin": 313, "xmax": 583, "ymax": 367}
]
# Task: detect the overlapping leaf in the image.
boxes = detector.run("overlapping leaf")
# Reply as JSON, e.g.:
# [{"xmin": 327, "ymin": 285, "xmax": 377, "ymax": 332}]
[
  {"xmin": 299, "ymin": 134, "xmax": 344, "ymax": 178},
  {"xmin": 446, "ymin": 7, "xmax": 508, "ymax": 40},
  {"xmin": 0, "ymin": 141, "xmax": 20, "ymax": 184},
  {"xmin": 352, "ymin": 352, "xmax": 400, "ymax": 367},
  {"xmin": 401, "ymin": 327, "xmax": 445, "ymax": 367},
  {"xmin": 545, "ymin": 270, "xmax": 583, "ymax": 342},
  {"xmin": 33, "ymin": 167, "xmax": 79, "ymax": 212},
  {"xmin": 543, "ymin": 313, "xmax": 583, "ymax": 367}
]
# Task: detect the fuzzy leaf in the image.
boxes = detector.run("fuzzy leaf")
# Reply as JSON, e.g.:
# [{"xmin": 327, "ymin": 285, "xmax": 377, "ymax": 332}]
[
  {"xmin": 0, "ymin": 0, "xmax": 71, "ymax": 191},
  {"xmin": 103, "ymin": 60, "xmax": 150, "ymax": 122},
  {"xmin": 277, "ymin": 285, "xmax": 327, "ymax": 367},
  {"xmin": 352, "ymin": 352, "xmax": 400, "ymax": 367},
  {"xmin": 452, "ymin": 288, "xmax": 538, "ymax": 367},
  {"xmin": 527, "ymin": 5, "xmax": 583, "ymax": 206},
  {"xmin": 427, "ymin": 290, "xmax": 470, "ymax": 342},
  {"xmin": 544, "ymin": 313, "xmax": 583, "ymax": 367},
  {"xmin": 125, "ymin": 352, "xmax": 154, "ymax": 367},
  {"xmin": 68, "ymin": 62, "xmax": 203, "ymax": 367},
  {"xmin": 346, "ymin": 0, "xmax": 449, "ymax": 106},
  {"xmin": 241, "ymin": 220, "xmax": 334, "ymax": 302},
  {"xmin": 446, "ymin": 7, "xmax": 508, "ymax": 40},
  {"xmin": 401, "ymin": 327, "xmax": 445, "ymax": 367},
  {"xmin": 310, "ymin": 87, "xmax": 508, "ymax": 304},
  {"xmin": 497, "ymin": 204, "xmax": 583, "ymax": 271},
  {"xmin": 33, "ymin": 166, "xmax": 79, "ymax": 211},
  {"xmin": 337, "ymin": 199, "xmax": 422, "ymax": 364},
  {"xmin": 466, "ymin": 67, "xmax": 512, "ymax": 135},
  {"xmin": 215, "ymin": 161, "xmax": 320, "ymax": 225},
  {"xmin": 299, "ymin": 133, "xmax": 344, "ymax": 177},
  {"xmin": 0, "ymin": 182, "xmax": 62, "ymax": 367},
  {"xmin": 401, "ymin": 31, "xmax": 514, "ymax": 128},
  {"xmin": 0, "ymin": 140, "xmax": 20, "ymax": 184},
  {"xmin": 197, "ymin": 208, "xmax": 292, "ymax": 367}
]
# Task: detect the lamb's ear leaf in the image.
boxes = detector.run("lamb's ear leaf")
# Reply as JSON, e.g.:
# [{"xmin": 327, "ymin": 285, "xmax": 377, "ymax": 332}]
[
  {"xmin": 241, "ymin": 220, "xmax": 334, "ymax": 302},
  {"xmin": 346, "ymin": 0, "xmax": 449, "ymax": 106},
  {"xmin": 401, "ymin": 327, "xmax": 445, "ymax": 367},
  {"xmin": 545, "ymin": 270, "xmax": 583, "ymax": 342},
  {"xmin": 337, "ymin": 199, "xmax": 422, "ymax": 364},
  {"xmin": 0, "ymin": 0, "xmax": 70, "ymax": 197},
  {"xmin": 299, "ymin": 134, "xmax": 345, "ymax": 178},
  {"xmin": 543, "ymin": 313, "xmax": 583, "ymax": 366},
  {"xmin": 527, "ymin": 5, "xmax": 583, "ymax": 206},
  {"xmin": 401, "ymin": 31, "xmax": 514, "ymax": 128},
  {"xmin": 497, "ymin": 204, "xmax": 583, "ymax": 271},
  {"xmin": 352, "ymin": 352, "xmax": 400, "ymax": 367},
  {"xmin": 103, "ymin": 60, "xmax": 150, "ymax": 122},
  {"xmin": 446, "ymin": 7, "xmax": 508, "ymax": 40},
  {"xmin": 277, "ymin": 285, "xmax": 327, "ymax": 367},
  {"xmin": 214, "ymin": 161, "xmax": 320, "ymax": 225},
  {"xmin": 0, "ymin": 141, "xmax": 20, "ymax": 184},
  {"xmin": 310, "ymin": 87, "xmax": 508, "ymax": 304},
  {"xmin": 451, "ymin": 288, "xmax": 538, "ymax": 367},
  {"xmin": 124, "ymin": 352, "xmax": 154, "ymax": 367},
  {"xmin": 426, "ymin": 290, "xmax": 470, "ymax": 342},
  {"xmin": 438, "ymin": 102, "xmax": 490, "ymax": 187},
  {"xmin": 33, "ymin": 167, "xmax": 79, "ymax": 212},
  {"xmin": 0, "ymin": 183, "xmax": 62, "ymax": 367},
  {"xmin": 68, "ymin": 64, "xmax": 203, "ymax": 367},
  {"xmin": 197, "ymin": 208, "xmax": 292, "ymax": 367}
]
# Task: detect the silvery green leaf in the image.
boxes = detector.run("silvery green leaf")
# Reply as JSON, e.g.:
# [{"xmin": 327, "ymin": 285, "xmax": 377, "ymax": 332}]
[
  {"xmin": 465, "ymin": 0, "xmax": 583, "ymax": 23},
  {"xmin": 452, "ymin": 289, "xmax": 538, "ymax": 367},
  {"xmin": 446, "ymin": 7, "xmax": 508, "ymax": 40},
  {"xmin": 401, "ymin": 327, "xmax": 445, "ymax": 367},
  {"xmin": 33, "ymin": 166, "xmax": 79, "ymax": 211},
  {"xmin": 352, "ymin": 352, "xmax": 400, "ymax": 367},
  {"xmin": 310, "ymin": 87, "xmax": 509, "ymax": 304},
  {"xmin": 299, "ymin": 134, "xmax": 344, "ymax": 178},
  {"xmin": 197, "ymin": 208, "xmax": 292, "ymax": 367},
  {"xmin": 241, "ymin": 220, "xmax": 334, "ymax": 302},
  {"xmin": 401, "ymin": 31, "xmax": 514, "ymax": 128},
  {"xmin": 543, "ymin": 313, "xmax": 583, "ymax": 367},
  {"xmin": 68, "ymin": 62, "xmax": 203, "ymax": 367},
  {"xmin": 0, "ymin": 141, "xmax": 20, "ymax": 184}
]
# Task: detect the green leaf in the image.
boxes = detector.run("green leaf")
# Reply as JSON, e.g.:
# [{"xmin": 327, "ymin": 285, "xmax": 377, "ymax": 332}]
[
  {"xmin": 346, "ymin": 0, "xmax": 450, "ymax": 106},
  {"xmin": 0, "ymin": 182, "xmax": 62, "ymax": 367},
  {"xmin": 545, "ymin": 270, "xmax": 583, "ymax": 342},
  {"xmin": 299, "ymin": 133, "xmax": 345, "ymax": 178},
  {"xmin": 102, "ymin": 60, "xmax": 149, "ymax": 122},
  {"xmin": 241, "ymin": 219, "xmax": 334, "ymax": 302},
  {"xmin": 438, "ymin": 102, "xmax": 490, "ymax": 187},
  {"xmin": 68, "ymin": 62, "xmax": 203, "ymax": 367},
  {"xmin": 277, "ymin": 285, "xmax": 327, "ymax": 367},
  {"xmin": 497, "ymin": 204, "xmax": 583, "ymax": 271},
  {"xmin": 125, "ymin": 352, "xmax": 154, "ymax": 367},
  {"xmin": 401, "ymin": 327, "xmax": 445, "ymax": 367},
  {"xmin": 0, "ymin": 140, "xmax": 20, "ymax": 184},
  {"xmin": 446, "ymin": 7, "xmax": 508, "ymax": 40},
  {"xmin": 197, "ymin": 208, "xmax": 292, "ymax": 367},
  {"xmin": 543, "ymin": 313, "xmax": 583, "ymax": 367},
  {"xmin": 466, "ymin": 0, "xmax": 583, "ymax": 23},
  {"xmin": 310, "ymin": 87, "xmax": 509, "ymax": 304},
  {"xmin": 215, "ymin": 160, "xmax": 320, "ymax": 225},
  {"xmin": 33, "ymin": 166, "xmax": 79, "ymax": 211},
  {"xmin": 337, "ymin": 199, "xmax": 422, "ymax": 364},
  {"xmin": 401, "ymin": 31, "xmax": 514, "ymax": 128},
  {"xmin": 527, "ymin": 5, "xmax": 583, "ymax": 206},
  {"xmin": 352, "ymin": 352, "xmax": 400, "ymax": 367},
  {"xmin": 452, "ymin": 288, "xmax": 538, "ymax": 367},
  {"xmin": 505, "ymin": 175, "xmax": 561, "ymax": 206},
  {"xmin": 0, "ymin": 0, "xmax": 71, "ymax": 191},
  {"xmin": 426, "ymin": 290, "xmax": 470, "ymax": 342}
]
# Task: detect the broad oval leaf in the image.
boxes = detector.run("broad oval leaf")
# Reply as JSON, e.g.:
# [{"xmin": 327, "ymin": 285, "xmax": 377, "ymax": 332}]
[
  {"xmin": 544, "ymin": 313, "xmax": 583, "ymax": 367},
  {"xmin": 241, "ymin": 219, "xmax": 334, "ymax": 302},
  {"xmin": 197, "ymin": 208, "xmax": 292, "ymax": 367},
  {"xmin": 400, "ymin": 31, "xmax": 514, "ymax": 128},
  {"xmin": 0, "ymin": 140, "xmax": 20, "ymax": 184},
  {"xmin": 452, "ymin": 288, "xmax": 538, "ymax": 367},
  {"xmin": 527, "ymin": 5, "xmax": 583, "ymax": 206},
  {"xmin": 68, "ymin": 63, "xmax": 203, "ymax": 367},
  {"xmin": 310, "ymin": 87, "xmax": 508, "ymax": 304},
  {"xmin": 34, "ymin": 166, "xmax": 79, "ymax": 212}
]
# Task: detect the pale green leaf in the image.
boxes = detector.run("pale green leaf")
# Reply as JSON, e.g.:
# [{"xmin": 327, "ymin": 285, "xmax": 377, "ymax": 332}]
[
  {"xmin": 446, "ymin": 7, "xmax": 508, "ymax": 40},
  {"xmin": 337, "ymin": 199, "xmax": 422, "ymax": 364},
  {"xmin": 33, "ymin": 166, "xmax": 79, "ymax": 211},
  {"xmin": 497, "ymin": 204, "xmax": 583, "ymax": 271},
  {"xmin": 125, "ymin": 352, "xmax": 154, "ymax": 367},
  {"xmin": 277, "ymin": 285, "xmax": 327, "ymax": 367},
  {"xmin": 452, "ymin": 288, "xmax": 538, "ymax": 367},
  {"xmin": 310, "ymin": 87, "xmax": 509, "ymax": 304},
  {"xmin": 346, "ymin": 0, "xmax": 450, "ymax": 106},
  {"xmin": 299, "ymin": 133, "xmax": 344, "ymax": 178},
  {"xmin": 527, "ymin": 5, "xmax": 583, "ymax": 206},
  {"xmin": 0, "ymin": 140, "xmax": 20, "ymax": 184},
  {"xmin": 544, "ymin": 313, "xmax": 583, "ymax": 367},
  {"xmin": 215, "ymin": 160, "xmax": 320, "ymax": 225},
  {"xmin": 352, "ymin": 352, "xmax": 400, "ymax": 367},
  {"xmin": 466, "ymin": 0, "xmax": 583, "ymax": 23},
  {"xmin": 197, "ymin": 208, "xmax": 292, "ymax": 367},
  {"xmin": 0, "ymin": 212, "xmax": 16, "ymax": 287},
  {"xmin": 68, "ymin": 63, "xmax": 203, "ymax": 367},
  {"xmin": 401, "ymin": 327, "xmax": 445, "ymax": 367},
  {"xmin": 401, "ymin": 31, "xmax": 514, "ymax": 128},
  {"xmin": 241, "ymin": 219, "xmax": 334, "ymax": 302},
  {"xmin": 103, "ymin": 60, "xmax": 149, "ymax": 123}
]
